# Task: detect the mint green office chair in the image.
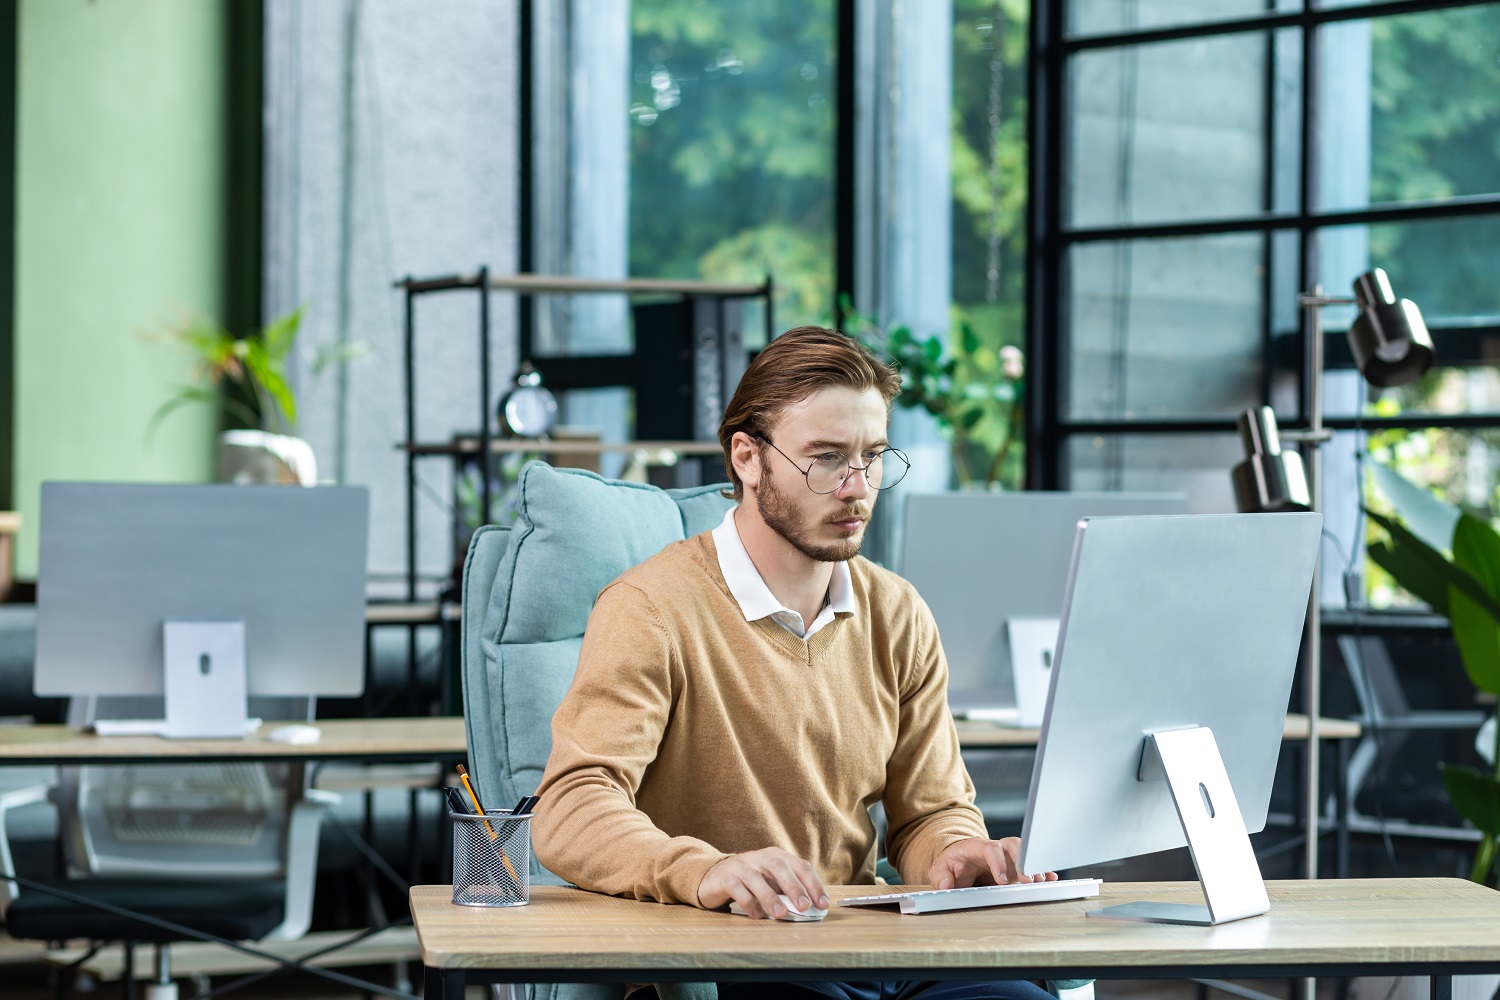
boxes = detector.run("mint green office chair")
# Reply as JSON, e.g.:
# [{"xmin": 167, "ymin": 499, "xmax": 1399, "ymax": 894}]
[
  {"xmin": 459, "ymin": 461, "xmax": 1090, "ymax": 1000},
  {"xmin": 460, "ymin": 462, "xmax": 731, "ymax": 1000}
]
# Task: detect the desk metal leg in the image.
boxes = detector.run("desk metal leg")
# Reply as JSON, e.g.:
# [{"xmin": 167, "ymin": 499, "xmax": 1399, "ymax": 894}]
[
  {"xmin": 1431, "ymin": 975, "xmax": 1452, "ymax": 1000},
  {"xmin": 1335, "ymin": 738, "xmax": 1350, "ymax": 880},
  {"xmin": 420, "ymin": 967, "xmax": 468, "ymax": 1000}
]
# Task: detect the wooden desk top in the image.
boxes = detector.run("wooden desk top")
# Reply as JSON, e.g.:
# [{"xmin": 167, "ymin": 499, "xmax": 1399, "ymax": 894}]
[
  {"xmin": 0, "ymin": 712, "xmax": 1351, "ymax": 765},
  {"xmin": 410, "ymin": 878, "xmax": 1500, "ymax": 979},
  {"xmin": 955, "ymin": 713, "xmax": 1361, "ymax": 748},
  {"xmin": 0, "ymin": 716, "xmax": 467, "ymax": 766}
]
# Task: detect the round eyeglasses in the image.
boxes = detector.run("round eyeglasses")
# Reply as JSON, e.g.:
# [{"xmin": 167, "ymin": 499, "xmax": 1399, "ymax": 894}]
[{"xmin": 756, "ymin": 436, "xmax": 911, "ymax": 495}]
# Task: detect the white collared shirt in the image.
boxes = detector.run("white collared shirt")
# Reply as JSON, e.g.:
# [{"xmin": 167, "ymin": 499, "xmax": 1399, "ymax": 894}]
[{"xmin": 711, "ymin": 507, "xmax": 856, "ymax": 639}]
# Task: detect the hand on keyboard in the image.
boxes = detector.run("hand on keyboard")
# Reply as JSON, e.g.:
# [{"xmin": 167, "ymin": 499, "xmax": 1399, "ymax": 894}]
[{"xmin": 930, "ymin": 836, "xmax": 1057, "ymax": 890}]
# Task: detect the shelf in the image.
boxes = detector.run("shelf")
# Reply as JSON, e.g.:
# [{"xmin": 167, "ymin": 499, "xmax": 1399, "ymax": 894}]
[
  {"xmin": 364, "ymin": 601, "xmax": 461, "ymax": 625},
  {"xmin": 1320, "ymin": 608, "xmax": 1449, "ymax": 632},
  {"xmin": 400, "ymin": 438, "xmax": 725, "ymax": 458},
  {"xmin": 394, "ymin": 272, "xmax": 768, "ymax": 297}
]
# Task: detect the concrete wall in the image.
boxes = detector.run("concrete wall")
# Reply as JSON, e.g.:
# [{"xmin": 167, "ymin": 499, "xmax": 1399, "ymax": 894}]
[
  {"xmin": 12, "ymin": 0, "xmax": 225, "ymax": 577},
  {"xmin": 263, "ymin": 0, "xmax": 519, "ymax": 590}
]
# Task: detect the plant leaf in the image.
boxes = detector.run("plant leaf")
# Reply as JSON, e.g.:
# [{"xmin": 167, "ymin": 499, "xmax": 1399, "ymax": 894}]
[
  {"xmin": 145, "ymin": 385, "xmax": 260, "ymax": 444},
  {"xmin": 1366, "ymin": 508, "xmax": 1455, "ymax": 614},
  {"xmin": 1365, "ymin": 508, "xmax": 1500, "ymax": 620},
  {"xmin": 1451, "ymin": 514, "xmax": 1500, "ymax": 694},
  {"xmin": 311, "ymin": 340, "xmax": 369, "ymax": 376},
  {"xmin": 1442, "ymin": 764, "xmax": 1500, "ymax": 838},
  {"xmin": 259, "ymin": 305, "xmax": 303, "ymax": 362},
  {"xmin": 959, "ymin": 322, "xmax": 980, "ymax": 357},
  {"xmin": 256, "ymin": 365, "xmax": 298, "ymax": 432},
  {"xmin": 1368, "ymin": 460, "xmax": 1461, "ymax": 554}
]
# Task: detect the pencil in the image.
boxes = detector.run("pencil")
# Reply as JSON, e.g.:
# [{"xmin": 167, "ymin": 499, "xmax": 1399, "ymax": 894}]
[{"xmin": 455, "ymin": 765, "xmax": 521, "ymax": 883}]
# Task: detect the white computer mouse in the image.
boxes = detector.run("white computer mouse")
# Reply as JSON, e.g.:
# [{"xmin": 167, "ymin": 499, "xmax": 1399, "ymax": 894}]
[
  {"xmin": 265, "ymin": 723, "xmax": 322, "ymax": 745},
  {"xmin": 729, "ymin": 894, "xmax": 827, "ymax": 921}
]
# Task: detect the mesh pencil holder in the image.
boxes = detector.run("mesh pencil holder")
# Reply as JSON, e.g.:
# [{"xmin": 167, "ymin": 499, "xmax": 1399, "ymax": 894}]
[{"xmin": 451, "ymin": 811, "xmax": 531, "ymax": 907}]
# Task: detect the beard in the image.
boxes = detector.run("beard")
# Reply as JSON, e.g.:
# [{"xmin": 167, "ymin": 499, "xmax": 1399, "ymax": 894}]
[{"xmin": 756, "ymin": 469, "xmax": 870, "ymax": 563}]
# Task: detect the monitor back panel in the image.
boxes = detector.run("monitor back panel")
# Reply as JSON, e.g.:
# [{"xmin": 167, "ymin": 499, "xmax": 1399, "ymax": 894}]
[
  {"xmin": 1020, "ymin": 512, "xmax": 1320, "ymax": 874},
  {"xmin": 36, "ymin": 483, "xmax": 369, "ymax": 698},
  {"xmin": 901, "ymin": 492, "xmax": 1187, "ymax": 698}
]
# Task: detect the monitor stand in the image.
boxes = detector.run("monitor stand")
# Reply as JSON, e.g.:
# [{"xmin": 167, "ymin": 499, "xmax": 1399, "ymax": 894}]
[
  {"xmin": 162, "ymin": 620, "xmax": 250, "ymax": 739},
  {"xmin": 1088, "ymin": 726, "xmax": 1270, "ymax": 926}
]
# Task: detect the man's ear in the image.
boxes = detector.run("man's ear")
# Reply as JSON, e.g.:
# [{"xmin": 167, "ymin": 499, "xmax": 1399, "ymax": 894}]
[{"xmin": 730, "ymin": 431, "xmax": 762, "ymax": 493}]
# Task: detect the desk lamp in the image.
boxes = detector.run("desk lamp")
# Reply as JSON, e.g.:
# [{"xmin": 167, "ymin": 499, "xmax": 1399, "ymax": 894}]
[
  {"xmin": 1232, "ymin": 267, "xmax": 1433, "ymax": 887},
  {"xmin": 1231, "ymin": 407, "xmax": 1311, "ymax": 514}
]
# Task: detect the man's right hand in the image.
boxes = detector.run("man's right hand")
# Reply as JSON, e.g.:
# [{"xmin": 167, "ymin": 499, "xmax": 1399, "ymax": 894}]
[{"xmin": 697, "ymin": 847, "xmax": 830, "ymax": 918}]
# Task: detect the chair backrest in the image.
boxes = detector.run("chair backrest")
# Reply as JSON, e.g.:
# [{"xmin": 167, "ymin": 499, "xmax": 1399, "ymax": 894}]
[
  {"xmin": 460, "ymin": 462, "xmax": 733, "ymax": 845},
  {"xmin": 57, "ymin": 696, "xmax": 313, "ymax": 879},
  {"xmin": 1337, "ymin": 635, "xmax": 1412, "ymax": 723}
]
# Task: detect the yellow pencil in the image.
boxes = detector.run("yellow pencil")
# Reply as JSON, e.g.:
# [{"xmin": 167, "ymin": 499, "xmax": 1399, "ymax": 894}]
[{"xmin": 456, "ymin": 765, "xmax": 521, "ymax": 883}]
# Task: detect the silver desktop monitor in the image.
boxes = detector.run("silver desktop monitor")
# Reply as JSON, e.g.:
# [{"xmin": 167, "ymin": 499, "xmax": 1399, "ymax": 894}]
[
  {"xmin": 902, "ymin": 491, "xmax": 1188, "ymax": 717},
  {"xmin": 1019, "ymin": 512, "xmax": 1321, "ymax": 926},
  {"xmin": 35, "ymin": 483, "xmax": 369, "ymax": 736}
]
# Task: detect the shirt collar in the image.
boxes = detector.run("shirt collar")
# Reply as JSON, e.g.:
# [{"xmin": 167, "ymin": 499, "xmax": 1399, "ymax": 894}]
[{"xmin": 711, "ymin": 506, "xmax": 856, "ymax": 624}]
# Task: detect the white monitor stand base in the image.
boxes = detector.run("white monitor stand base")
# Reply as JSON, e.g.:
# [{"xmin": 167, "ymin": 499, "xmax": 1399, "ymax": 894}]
[
  {"xmin": 1089, "ymin": 726, "xmax": 1271, "ymax": 926},
  {"xmin": 163, "ymin": 620, "xmax": 250, "ymax": 739}
]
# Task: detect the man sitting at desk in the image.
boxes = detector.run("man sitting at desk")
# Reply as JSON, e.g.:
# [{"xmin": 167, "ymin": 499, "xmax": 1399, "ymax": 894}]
[{"xmin": 534, "ymin": 326, "xmax": 1056, "ymax": 1000}]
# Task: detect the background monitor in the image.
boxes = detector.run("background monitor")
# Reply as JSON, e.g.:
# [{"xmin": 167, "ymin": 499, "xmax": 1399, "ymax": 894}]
[
  {"xmin": 1020, "ymin": 512, "xmax": 1320, "ymax": 923},
  {"xmin": 35, "ymin": 482, "xmax": 370, "ymax": 700},
  {"xmin": 901, "ymin": 491, "xmax": 1188, "ymax": 701}
]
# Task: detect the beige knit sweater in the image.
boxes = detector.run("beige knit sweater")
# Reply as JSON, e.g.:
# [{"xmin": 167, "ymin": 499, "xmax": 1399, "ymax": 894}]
[{"xmin": 531, "ymin": 531, "xmax": 987, "ymax": 906}]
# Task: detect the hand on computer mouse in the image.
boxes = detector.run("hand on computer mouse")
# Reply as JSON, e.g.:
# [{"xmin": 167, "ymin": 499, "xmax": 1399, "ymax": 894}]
[
  {"xmin": 730, "ymin": 894, "xmax": 827, "ymax": 921},
  {"xmin": 698, "ymin": 846, "xmax": 830, "ymax": 918}
]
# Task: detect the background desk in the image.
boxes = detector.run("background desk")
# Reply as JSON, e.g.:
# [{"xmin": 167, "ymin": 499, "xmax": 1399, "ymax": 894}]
[
  {"xmin": 410, "ymin": 878, "xmax": 1500, "ymax": 998},
  {"xmin": 954, "ymin": 713, "xmax": 1360, "ymax": 748},
  {"xmin": 0, "ymin": 716, "xmax": 467, "ymax": 767},
  {"xmin": 0, "ymin": 712, "xmax": 1355, "ymax": 762},
  {"xmin": 0, "ymin": 717, "xmax": 470, "ymax": 990}
]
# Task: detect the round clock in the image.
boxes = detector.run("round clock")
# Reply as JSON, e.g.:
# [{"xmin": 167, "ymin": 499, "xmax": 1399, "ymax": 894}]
[{"xmin": 498, "ymin": 363, "xmax": 558, "ymax": 438}]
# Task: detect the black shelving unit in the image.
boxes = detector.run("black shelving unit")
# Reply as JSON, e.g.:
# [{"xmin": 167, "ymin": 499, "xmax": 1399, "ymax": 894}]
[{"xmin": 391, "ymin": 270, "xmax": 773, "ymax": 606}]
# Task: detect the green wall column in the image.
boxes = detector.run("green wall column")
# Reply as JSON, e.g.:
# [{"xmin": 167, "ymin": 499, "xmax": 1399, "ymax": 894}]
[{"xmin": 12, "ymin": 0, "xmax": 225, "ymax": 578}]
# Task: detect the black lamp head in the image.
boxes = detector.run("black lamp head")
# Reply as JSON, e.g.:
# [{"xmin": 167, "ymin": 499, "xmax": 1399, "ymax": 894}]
[
  {"xmin": 1347, "ymin": 268, "xmax": 1435, "ymax": 388},
  {"xmin": 1230, "ymin": 406, "xmax": 1312, "ymax": 514}
]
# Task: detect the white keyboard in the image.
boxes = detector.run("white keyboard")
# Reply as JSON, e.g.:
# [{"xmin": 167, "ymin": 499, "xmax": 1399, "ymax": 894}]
[
  {"xmin": 89, "ymin": 718, "xmax": 263, "ymax": 737},
  {"xmin": 840, "ymin": 878, "xmax": 1101, "ymax": 915}
]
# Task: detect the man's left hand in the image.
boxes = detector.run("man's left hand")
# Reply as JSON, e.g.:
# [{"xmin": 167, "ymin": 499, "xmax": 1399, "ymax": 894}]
[{"xmin": 928, "ymin": 837, "xmax": 1058, "ymax": 890}]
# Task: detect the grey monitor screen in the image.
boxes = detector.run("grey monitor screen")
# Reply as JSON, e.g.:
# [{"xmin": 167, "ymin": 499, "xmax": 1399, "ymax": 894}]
[
  {"xmin": 901, "ymin": 491, "xmax": 1188, "ymax": 701},
  {"xmin": 1020, "ymin": 512, "xmax": 1320, "ymax": 874},
  {"xmin": 35, "ymin": 483, "xmax": 369, "ymax": 699}
]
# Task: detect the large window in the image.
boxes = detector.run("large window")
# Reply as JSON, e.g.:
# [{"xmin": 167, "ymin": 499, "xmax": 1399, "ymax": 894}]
[
  {"xmin": 628, "ymin": 3, "xmax": 835, "ymax": 332},
  {"xmin": 951, "ymin": 0, "xmax": 1030, "ymax": 489},
  {"xmin": 1029, "ymin": 1, "xmax": 1500, "ymax": 581}
]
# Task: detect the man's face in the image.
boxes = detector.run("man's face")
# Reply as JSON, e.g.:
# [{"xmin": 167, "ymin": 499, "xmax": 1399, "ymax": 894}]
[{"xmin": 754, "ymin": 386, "xmax": 889, "ymax": 563}]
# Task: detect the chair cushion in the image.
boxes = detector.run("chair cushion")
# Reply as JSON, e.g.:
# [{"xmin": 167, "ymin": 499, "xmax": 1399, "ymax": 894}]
[
  {"xmin": 5, "ymin": 878, "xmax": 286, "ymax": 944},
  {"xmin": 462, "ymin": 462, "xmax": 734, "ymax": 816}
]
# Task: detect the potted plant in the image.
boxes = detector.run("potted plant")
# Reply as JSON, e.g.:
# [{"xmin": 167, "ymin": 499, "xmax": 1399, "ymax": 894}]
[
  {"xmin": 149, "ymin": 308, "xmax": 364, "ymax": 485},
  {"xmin": 1365, "ymin": 462, "xmax": 1500, "ymax": 887},
  {"xmin": 842, "ymin": 299, "xmax": 1025, "ymax": 491}
]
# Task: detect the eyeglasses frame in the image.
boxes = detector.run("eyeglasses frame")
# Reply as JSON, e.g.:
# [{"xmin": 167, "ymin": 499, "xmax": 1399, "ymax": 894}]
[{"xmin": 752, "ymin": 434, "xmax": 910, "ymax": 495}]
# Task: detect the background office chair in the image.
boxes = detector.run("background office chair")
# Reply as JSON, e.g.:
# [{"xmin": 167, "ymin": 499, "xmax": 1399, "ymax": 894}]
[
  {"xmin": 1335, "ymin": 634, "xmax": 1487, "ymax": 841},
  {"xmin": 0, "ymin": 697, "xmax": 331, "ymax": 1000}
]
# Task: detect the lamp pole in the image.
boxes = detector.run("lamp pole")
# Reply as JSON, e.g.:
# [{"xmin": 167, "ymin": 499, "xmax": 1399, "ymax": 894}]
[{"xmin": 1284, "ymin": 285, "xmax": 1352, "ymax": 884}]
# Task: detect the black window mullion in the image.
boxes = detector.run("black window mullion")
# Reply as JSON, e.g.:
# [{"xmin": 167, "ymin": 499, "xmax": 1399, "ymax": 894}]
[
  {"xmin": 1027, "ymin": 0, "xmax": 1067, "ymax": 490},
  {"xmin": 1055, "ymin": 193, "xmax": 1500, "ymax": 246},
  {"xmin": 1032, "ymin": 0, "xmax": 1500, "ymax": 493},
  {"xmin": 1062, "ymin": 0, "xmax": 1496, "ymax": 53}
]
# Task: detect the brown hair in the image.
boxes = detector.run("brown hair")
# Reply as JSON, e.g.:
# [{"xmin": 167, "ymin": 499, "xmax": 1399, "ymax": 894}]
[{"xmin": 717, "ymin": 325, "xmax": 902, "ymax": 500}]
